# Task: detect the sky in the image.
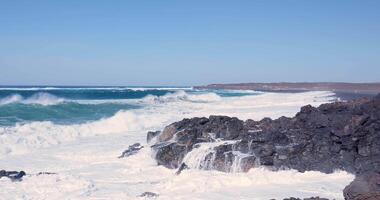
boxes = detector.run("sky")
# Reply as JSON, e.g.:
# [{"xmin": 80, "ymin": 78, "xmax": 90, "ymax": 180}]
[{"xmin": 0, "ymin": 0, "xmax": 379, "ymax": 86}]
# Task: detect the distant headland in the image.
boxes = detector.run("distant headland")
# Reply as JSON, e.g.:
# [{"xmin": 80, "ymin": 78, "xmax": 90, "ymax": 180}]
[{"xmin": 194, "ymin": 82, "xmax": 380, "ymax": 94}]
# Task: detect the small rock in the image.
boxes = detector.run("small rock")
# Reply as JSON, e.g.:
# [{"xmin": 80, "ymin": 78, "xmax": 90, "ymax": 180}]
[
  {"xmin": 0, "ymin": 170, "xmax": 26, "ymax": 181},
  {"xmin": 175, "ymin": 163, "xmax": 189, "ymax": 175},
  {"xmin": 139, "ymin": 192, "xmax": 159, "ymax": 198},
  {"xmin": 119, "ymin": 143, "xmax": 143, "ymax": 158}
]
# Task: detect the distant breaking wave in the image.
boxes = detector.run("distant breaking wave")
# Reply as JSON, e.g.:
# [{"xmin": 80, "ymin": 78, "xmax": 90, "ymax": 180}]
[
  {"xmin": 0, "ymin": 86, "xmax": 193, "ymax": 91},
  {"xmin": 140, "ymin": 90, "xmax": 222, "ymax": 104},
  {"xmin": 0, "ymin": 93, "xmax": 65, "ymax": 106},
  {"xmin": 0, "ymin": 90, "xmax": 222, "ymax": 126}
]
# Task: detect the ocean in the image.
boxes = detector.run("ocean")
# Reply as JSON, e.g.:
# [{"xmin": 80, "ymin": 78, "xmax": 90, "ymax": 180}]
[{"xmin": 0, "ymin": 87, "xmax": 354, "ymax": 199}]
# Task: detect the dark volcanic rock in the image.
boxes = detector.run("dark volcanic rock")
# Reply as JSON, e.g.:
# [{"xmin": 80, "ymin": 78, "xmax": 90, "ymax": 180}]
[
  {"xmin": 150, "ymin": 94, "xmax": 380, "ymax": 175},
  {"xmin": 138, "ymin": 192, "xmax": 159, "ymax": 198},
  {"xmin": 343, "ymin": 172, "xmax": 380, "ymax": 200},
  {"xmin": 0, "ymin": 170, "xmax": 26, "ymax": 181},
  {"xmin": 119, "ymin": 143, "xmax": 143, "ymax": 158},
  {"xmin": 152, "ymin": 142, "xmax": 187, "ymax": 168},
  {"xmin": 281, "ymin": 197, "xmax": 329, "ymax": 200},
  {"xmin": 303, "ymin": 197, "xmax": 329, "ymax": 200},
  {"xmin": 147, "ymin": 131, "xmax": 161, "ymax": 143},
  {"xmin": 175, "ymin": 163, "xmax": 189, "ymax": 175}
]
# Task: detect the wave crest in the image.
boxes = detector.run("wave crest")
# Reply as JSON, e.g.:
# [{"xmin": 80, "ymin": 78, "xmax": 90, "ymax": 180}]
[
  {"xmin": 141, "ymin": 90, "xmax": 221, "ymax": 104},
  {"xmin": 0, "ymin": 93, "xmax": 65, "ymax": 106}
]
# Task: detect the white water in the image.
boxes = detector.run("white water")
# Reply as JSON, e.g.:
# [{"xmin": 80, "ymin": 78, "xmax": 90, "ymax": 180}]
[
  {"xmin": 140, "ymin": 90, "xmax": 222, "ymax": 104},
  {"xmin": 0, "ymin": 91, "xmax": 354, "ymax": 199},
  {"xmin": 183, "ymin": 140, "xmax": 231, "ymax": 170},
  {"xmin": 0, "ymin": 92, "xmax": 65, "ymax": 105}
]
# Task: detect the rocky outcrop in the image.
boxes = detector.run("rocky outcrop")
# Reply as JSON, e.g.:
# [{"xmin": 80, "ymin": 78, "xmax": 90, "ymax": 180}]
[
  {"xmin": 151, "ymin": 94, "xmax": 380, "ymax": 174},
  {"xmin": 148, "ymin": 94, "xmax": 380, "ymax": 198}
]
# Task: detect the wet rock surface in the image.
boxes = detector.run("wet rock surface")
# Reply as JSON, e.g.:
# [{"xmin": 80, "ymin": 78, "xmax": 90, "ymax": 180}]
[
  {"xmin": 138, "ymin": 192, "xmax": 159, "ymax": 198},
  {"xmin": 118, "ymin": 143, "xmax": 144, "ymax": 158},
  {"xmin": 147, "ymin": 131, "xmax": 161, "ymax": 143},
  {"xmin": 0, "ymin": 170, "xmax": 26, "ymax": 181},
  {"xmin": 343, "ymin": 172, "xmax": 380, "ymax": 200},
  {"xmin": 149, "ymin": 94, "xmax": 380, "ymax": 198}
]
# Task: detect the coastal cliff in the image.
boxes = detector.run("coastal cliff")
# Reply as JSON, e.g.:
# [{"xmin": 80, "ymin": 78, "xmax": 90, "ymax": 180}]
[{"xmin": 148, "ymin": 94, "xmax": 380, "ymax": 199}]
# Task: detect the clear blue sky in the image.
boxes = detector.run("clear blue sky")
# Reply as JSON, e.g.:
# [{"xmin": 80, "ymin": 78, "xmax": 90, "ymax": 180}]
[{"xmin": 0, "ymin": 0, "xmax": 379, "ymax": 86}]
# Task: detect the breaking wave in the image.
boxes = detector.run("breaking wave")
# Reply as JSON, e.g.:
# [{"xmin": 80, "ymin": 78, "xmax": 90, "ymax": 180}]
[
  {"xmin": 0, "ymin": 93, "xmax": 65, "ymax": 106},
  {"xmin": 141, "ymin": 90, "xmax": 222, "ymax": 104},
  {"xmin": 0, "ymin": 91, "xmax": 336, "ymax": 158}
]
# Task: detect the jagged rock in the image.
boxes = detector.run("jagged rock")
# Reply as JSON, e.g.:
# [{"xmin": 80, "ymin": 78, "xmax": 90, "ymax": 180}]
[
  {"xmin": 343, "ymin": 172, "xmax": 380, "ymax": 200},
  {"xmin": 119, "ymin": 143, "xmax": 143, "ymax": 158},
  {"xmin": 152, "ymin": 142, "xmax": 187, "ymax": 168},
  {"xmin": 175, "ymin": 163, "xmax": 189, "ymax": 175},
  {"xmin": 147, "ymin": 131, "xmax": 161, "ymax": 143},
  {"xmin": 138, "ymin": 192, "xmax": 159, "ymax": 198},
  {"xmin": 0, "ymin": 170, "xmax": 26, "ymax": 181},
  {"xmin": 149, "ymin": 94, "xmax": 380, "ymax": 175}
]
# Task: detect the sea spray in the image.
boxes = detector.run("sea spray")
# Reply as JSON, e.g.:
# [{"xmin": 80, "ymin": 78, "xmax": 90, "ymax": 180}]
[
  {"xmin": 182, "ymin": 140, "xmax": 259, "ymax": 172},
  {"xmin": 0, "ymin": 92, "xmax": 65, "ymax": 106}
]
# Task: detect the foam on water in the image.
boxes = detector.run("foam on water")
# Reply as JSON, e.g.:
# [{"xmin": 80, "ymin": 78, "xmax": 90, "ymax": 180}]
[{"xmin": 140, "ymin": 90, "xmax": 222, "ymax": 104}]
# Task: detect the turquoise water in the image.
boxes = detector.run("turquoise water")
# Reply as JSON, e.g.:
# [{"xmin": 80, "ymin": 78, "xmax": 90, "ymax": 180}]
[
  {"xmin": 0, "ymin": 102, "xmax": 140, "ymax": 126},
  {"xmin": 0, "ymin": 86, "xmax": 259, "ymax": 126}
]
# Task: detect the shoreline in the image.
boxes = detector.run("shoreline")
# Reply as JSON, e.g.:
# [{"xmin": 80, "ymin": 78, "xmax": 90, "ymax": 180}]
[{"xmin": 194, "ymin": 82, "xmax": 380, "ymax": 95}]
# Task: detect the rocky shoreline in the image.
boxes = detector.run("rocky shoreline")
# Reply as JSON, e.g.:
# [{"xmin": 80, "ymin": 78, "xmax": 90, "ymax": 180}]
[{"xmin": 146, "ymin": 94, "xmax": 380, "ymax": 199}]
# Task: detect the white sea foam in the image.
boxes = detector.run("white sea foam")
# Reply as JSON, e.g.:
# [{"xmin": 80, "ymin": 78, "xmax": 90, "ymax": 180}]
[
  {"xmin": 182, "ymin": 140, "xmax": 239, "ymax": 170},
  {"xmin": 0, "ymin": 94, "xmax": 23, "ymax": 105},
  {"xmin": 0, "ymin": 92, "xmax": 65, "ymax": 106},
  {"xmin": 155, "ymin": 168, "xmax": 354, "ymax": 200},
  {"xmin": 0, "ymin": 91, "xmax": 351, "ymax": 200},
  {"xmin": 140, "ymin": 90, "xmax": 222, "ymax": 104}
]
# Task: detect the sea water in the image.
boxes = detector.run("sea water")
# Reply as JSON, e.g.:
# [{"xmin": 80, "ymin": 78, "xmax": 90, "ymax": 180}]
[{"xmin": 0, "ymin": 87, "xmax": 354, "ymax": 199}]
